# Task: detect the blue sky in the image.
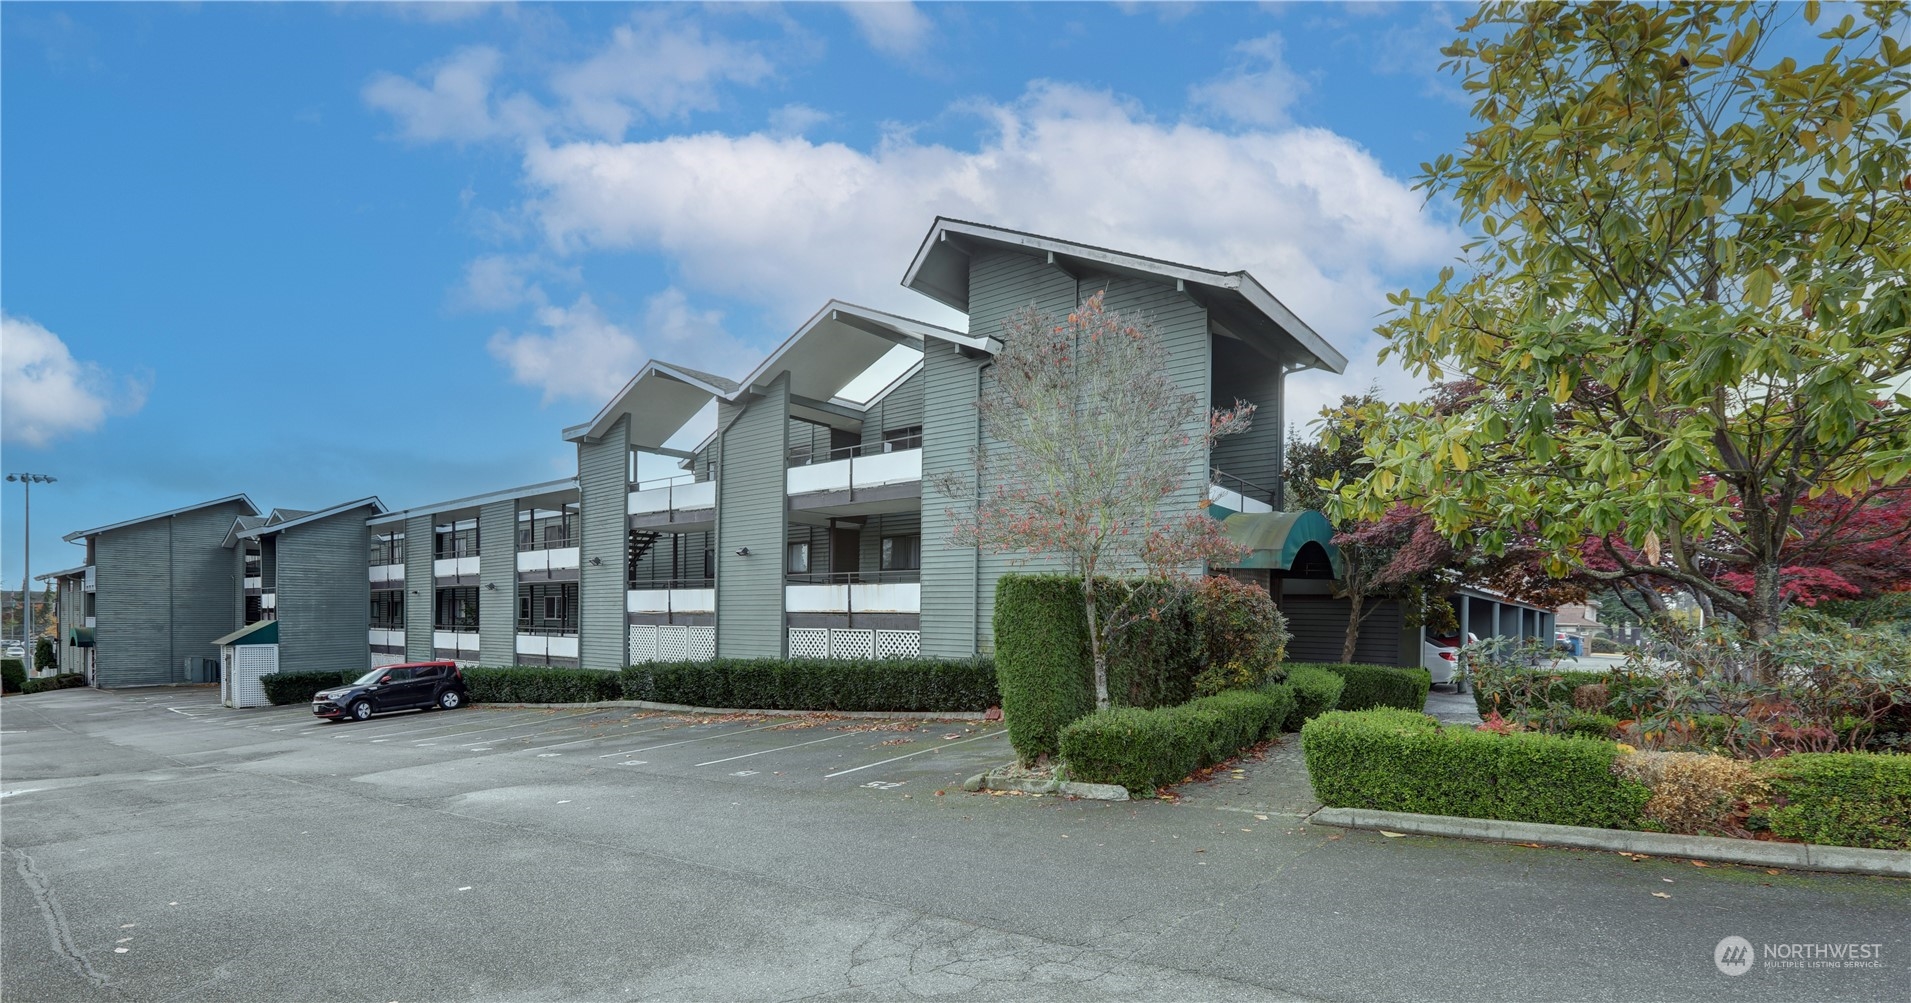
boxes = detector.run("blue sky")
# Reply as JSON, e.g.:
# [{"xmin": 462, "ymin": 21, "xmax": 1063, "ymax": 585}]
[{"xmin": 2, "ymin": 0, "xmax": 1483, "ymax": 588}]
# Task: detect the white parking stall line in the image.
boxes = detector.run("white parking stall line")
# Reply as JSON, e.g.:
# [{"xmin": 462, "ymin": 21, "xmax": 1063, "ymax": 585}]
[
  {"xmin": 514, "ymin": 721, "xmax": 684, "ymax": 756},
  {"xmin": 453, "ymin": 717, "xmax": 631, "ymax": 749},
  {"xmin": 693, "ymin": 731, "xmax": 855, "ymax": 767},
  {"xmin": 408, "ymin": 711, "xmax": 611, "ymax": 746},
  {"xmin": 595, "ymin": 721, "xmax": 789, "ymax": 758},
  {"xmin": 822, "ymin": 730, "xmax": 1005, "ymax": 779}
]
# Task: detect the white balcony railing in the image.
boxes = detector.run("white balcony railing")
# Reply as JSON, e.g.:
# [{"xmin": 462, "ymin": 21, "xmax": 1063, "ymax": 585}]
[
  {"xmin": 1208, "ymin": 482, "xmax": 1274, "ymax": 515},
  {"xmin": 433, "ymin": 556, "xmax": 480, "ymax": 578},
  {"xmin": 626, "ymin": 587, "xmax": 716, "ymax": 614},
  {"xmin": 517, "ymin": 547, "xmax": 581, "ymax": 574},
  {"xmin": 369, "ymin": 628, "xmax": 405, "ymax": 649},
  {"xmin": 244, "ymin": 576, "xmax": 263, "ymax": 590},
  {"xmin": 84, "ymin": 566, "xmax": 96, "ymax": 592},
  {"xmin": 785, "ymin": 582, "xmax": 921, "ymax": 614},
  {"xmin": 369, "ymin": 564, "xmax": 404, "ymax": 585},
  {"xmin": 787, "ymin": 447, "xmax": 921, "ymax": 496},
  {"xmin": 432, "ymin": 630, "xmax": 480, "ymax": 656},
  {"xmin": 260, "ymin": 593, "xmax": 277, "ymax": 610},
  {"xmin": 629, "ymin": 479, "xmax": 716, "ymax": 516},
  {"xmin": 515, "ymin": 633, "xmax": 580, "ymax": 659}
]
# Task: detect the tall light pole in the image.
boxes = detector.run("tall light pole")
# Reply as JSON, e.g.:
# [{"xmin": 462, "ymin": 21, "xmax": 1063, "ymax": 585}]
[{"xmin": 6, "ymin": 473, "xmax": 56, "ymax": 657}]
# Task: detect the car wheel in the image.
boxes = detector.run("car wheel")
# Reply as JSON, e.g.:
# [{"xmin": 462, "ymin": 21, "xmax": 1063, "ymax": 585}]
[
  {"xmin": 351, "ymin": 700, "xmax": 373, "ymax": 722},
  {"xmin": 438, "ymin": 689, "xmax": 464, "ymax": 711}
]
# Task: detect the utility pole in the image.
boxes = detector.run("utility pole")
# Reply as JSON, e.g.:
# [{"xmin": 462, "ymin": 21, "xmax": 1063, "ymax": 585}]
[{"xmin": 6, "ymin": 473, "xmax": 57, "ymax": 657}]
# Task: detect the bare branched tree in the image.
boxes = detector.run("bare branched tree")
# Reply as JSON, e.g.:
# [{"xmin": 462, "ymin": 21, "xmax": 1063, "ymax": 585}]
[{"xmin": 934, "ymin": 292, "xmax": 1254, "ymax": 709}]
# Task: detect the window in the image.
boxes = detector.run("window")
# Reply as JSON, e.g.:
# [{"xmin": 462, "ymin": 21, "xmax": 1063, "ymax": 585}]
[
  {"xmin": 434, "ymin": 587, "xmax": 479, "ymax": 629},
  {"xmin": 880, "ymin": 535, "xmax": 921, "ymax": 572},
  {"xmin": 787, "ymin": 542, "xmax": 810, "ymax": 575},
  {"xmin": 370, "ymin": 591, "xmax": 405, "ymax": 629},
  {"xmin": 517, "ymin": 504, "xmax": 577, "ymax": 551},
  {"xmin": 435, "ymin": 522, "xmax": 479, "ymax": 559},
  {"xmin": 368, "ymin": 532, "xmax": 403, "ymax": 566},
  {"xmin": 883, "ymin": 426, "xmax": 924, "ymax": 451},
  {"xmin": 516, "ymin": 583, "xmax": 578, "ymax": 632},
  {"xmin": 788, "ymin": 443, "xmax": 813, "ymax": 467}
]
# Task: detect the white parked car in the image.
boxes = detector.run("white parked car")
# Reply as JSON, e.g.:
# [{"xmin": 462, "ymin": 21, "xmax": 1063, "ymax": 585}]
[
  {"xmin": 2, "ymin": 644, "xmax": 25, "ymax": 661},
  {"xmin": 1421, "ymin": 640, "xmax": 1460, "ymax": 687}
]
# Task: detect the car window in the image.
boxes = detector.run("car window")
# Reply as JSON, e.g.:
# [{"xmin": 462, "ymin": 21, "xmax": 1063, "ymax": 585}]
[
  {"xmin": 413, "ymin": 666, "xmax": 442, "ymax": 681},
  {"xmin": 383, "ymin": 668, "xmax": 414, "ymax": 683}
]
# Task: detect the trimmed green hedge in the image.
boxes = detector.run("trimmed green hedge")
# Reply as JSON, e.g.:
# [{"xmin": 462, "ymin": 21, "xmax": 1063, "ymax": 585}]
[
  {"xmin": 1302, "ymin": 708, "xmax": 1651, "ymax": 828},
  {"xmin": 1287, "ymin": 662, "xmax": 1430, "ymax": 712},
  {"xmin": 1757, "ymin": 752, "xmax": 1911, "ymax": 850},
  {"xmin": 1281, "ymin": 665, "xmax": 1345, "ymax": 731},
  {"xmin": 1060, "ymin": 685, "xmax": 1296, "ymax": 796},
  {"xmin": 1, "ymin": 659, "xmax": 25, "ymax": 694},
  {"xmin": 622, "ymin": 658, "xmax": 997, "ymax": 713},
  {"xmin": 467, "ymin": 666, "xmax": 622, "ymax": 704},
  {"xmin": 994, "ymin": 575, "xmax": 1095, "ymax": 762},
  {"xmin": 20, "ymin": 673, "xmax": 87, "ymax": 694},
  {"xmin": 261, "ymin": 670, "xmax": 350, "ymax": 705}
]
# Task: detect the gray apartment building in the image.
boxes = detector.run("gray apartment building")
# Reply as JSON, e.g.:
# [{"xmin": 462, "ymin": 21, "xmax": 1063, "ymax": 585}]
[{"xmin": 38, "ymin": 218, "xmax": 1558, "ymax": 686}]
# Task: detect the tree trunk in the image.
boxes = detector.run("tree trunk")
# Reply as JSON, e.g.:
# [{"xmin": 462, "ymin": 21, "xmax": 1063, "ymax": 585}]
[
  {"xmin": 1083, "ymin": 580, "xmax": 1110, "ymax": 710},
  {"xmin": 1746, "ymin": 558, "xmax": 1785, "ymax": 684},
  {"xmin": 1342, "ymin": 592, "xmax": 1364, "ymax": 664}
]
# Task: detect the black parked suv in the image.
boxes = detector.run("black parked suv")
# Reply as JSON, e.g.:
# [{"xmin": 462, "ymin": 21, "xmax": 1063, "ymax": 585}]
[{"xmin": 313, "ymin": 661, "xmax": 468, "ymax": 722}]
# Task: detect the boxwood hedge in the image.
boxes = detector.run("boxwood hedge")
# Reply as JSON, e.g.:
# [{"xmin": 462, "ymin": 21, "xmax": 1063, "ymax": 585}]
[
  {"xmin": 261, "ymin": 670, "xmax": 350, "ymax": 706},
  {"xmin": 1301, "ymin": 708, "xmax": 1650, "ymax": 828},
  {"xmin": 1281, "ymin": 665, "xmax": 1346, "ymax": 731},
  {"xmin": 622, "ymin": 658, "xmax": 997, "ymax": 713},
  {"xmin": 993, "ymin": 575, "xmax": 1096, "ymax": 762},
  {"xmin": 2, "ymin": 659, "xmax": 25, "ymax": 694},
  {"xmin": 1285, "ymin": 662, "xmax": 1430, "ymax": 712},
  {"xmin": 1757, "ymin": 752, "xmax": 1911, "ymax": 850},
  {"xmin": 1060, "ymin": 685, "xmax": 1296, "ymax": 796},
  {"xmin": 465, "ymin": 666, "xmax": 622, "ymax": 704},
  {"xmin": 20, "ymin": 673, "xmax": 87, "ymax": 694}
]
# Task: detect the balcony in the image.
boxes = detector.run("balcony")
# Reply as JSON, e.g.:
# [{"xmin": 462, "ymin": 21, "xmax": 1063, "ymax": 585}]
[
  {"xmin": 244, "ymin": 576, "xmax": 263, "ymax": 592},
  {"xmin": 627, "ymin": 579, "xmax": 716, "ymax": 615},
  {"xmin": 628, "ymin": 477, "xmax": 716, "ymax": 531},
  {"xmin": 369, "ymin": 564, "xmax": 404, "ymax": 586},
  {"xmin": 1208, "ymin": 467, "xmax": 1275, "ymax": 517},
  {"xmin": 260, "ymin": 590, "xmax": 277, "ymax": 611},
  {"xmin": 368, "ymin": 627, "xmax": 405, "ymax": 651},
  {"xmin": 786, "ymin": 446, "xmax": 922, "ymax": 516},
  {"xmin": 785, "ymin": 571, "xmax": 921, "ymax": 614},
  {"xmin": 516, "ymin": 547, "xmax": 580, "ymax": 574},
  {"xmin": 515, "ymin": 628, "xmax": 579, "ymax": 662},
  {"xmin": 433, "ymin": 555, "xmax": 480, "ymax": 580},
  {"xmin": 431, "ymin": 630, "xmax": 480, "ymax": 660}
]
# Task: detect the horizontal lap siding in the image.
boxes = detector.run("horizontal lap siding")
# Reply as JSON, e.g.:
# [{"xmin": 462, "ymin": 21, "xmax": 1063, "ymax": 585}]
[
  {"xmin": 859, "ymin": 511, "xmax": 922, "ymax": 572},
  {"xmin": 404, "ymin": 514, "xmax": 435, "ymax": 662},
  {"xmin": 277, "ymin": 509, "xmax": 375, "ymax": 676},
  {"xmin": 920, "ymin": 340, "xmax": 983, "ymax": 658},
  {"xmin": 1281, "ymin": 595, "xmax": 1407, "ymax": 666},
  {"xmin": 862, "ymin": 371, "xmax": 924, "ymax": 449},
  {"xmin": 716, "ymin": 374, "xmax": 789, "ymax": 658},
  {"xmin": 95, "ymin": 500, "xmax": 250, "ymax": 687},
  {"xmin": 1209, "ymin": 333, "xmax": 1285, "ymax": 502},
  {"xmin": 578, "ymin": 416, "xmax": 631, "ymax": 670}
]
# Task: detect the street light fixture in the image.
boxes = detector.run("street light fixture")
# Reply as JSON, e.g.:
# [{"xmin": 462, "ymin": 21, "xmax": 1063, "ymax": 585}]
[{"xmin": 6, "ymin": 473, "xmax": 56, "ymax": 660}]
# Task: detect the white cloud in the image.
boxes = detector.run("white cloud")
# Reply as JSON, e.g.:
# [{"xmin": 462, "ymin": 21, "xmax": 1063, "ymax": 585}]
[
  {"xmin": 552, "ymin": 12, "xmax": 776, "ymax": 139},
  {"xmin": 363, "ymin": 46, "xmax": 512, "ymax": 143},
  {"xmin": 486, "ymin": 289, "xmax": 748, "ymax": 403},
  {"xmin": 1188, "ymin": 33, "xmax": 1309, "ymax": 126},
  {"xmin": 840, "ymin": 2, "xmax": 934, "ymax": 59},
  {"xmin": 767, "ymin": 103, "xmax": 833, "ymax": 137},
  {"xmin": 1, "ymin": 313, "xmax": 148, "ymax": 447}
]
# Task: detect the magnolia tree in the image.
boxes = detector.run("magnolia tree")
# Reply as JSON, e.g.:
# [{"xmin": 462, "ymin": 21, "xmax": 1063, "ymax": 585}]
[
  {"xmin": 935, "ymin": 292, "xmax": 1252, "ymax": 710},
  {"xmin": 1344, "ymin": 2, "xmax": 1911, "ymax": 678}
]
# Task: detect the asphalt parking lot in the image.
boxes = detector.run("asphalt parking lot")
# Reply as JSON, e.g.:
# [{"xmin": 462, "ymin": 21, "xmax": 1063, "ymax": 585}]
[
  {"xmin": 153, "ymin": 694, "xmax": 1015, "ymax": 794},
  {"xmin": 6, "ymin": 686, "xmax": 1907, "ymax": 1003}
]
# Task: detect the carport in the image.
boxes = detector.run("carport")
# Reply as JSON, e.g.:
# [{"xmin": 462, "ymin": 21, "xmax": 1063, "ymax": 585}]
[{"xmin": 215, "ymin": 620, "xmax": 279, "ymax": 709}]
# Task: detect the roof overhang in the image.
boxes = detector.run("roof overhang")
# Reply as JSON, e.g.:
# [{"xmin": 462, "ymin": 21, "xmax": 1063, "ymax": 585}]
[
  {"xmin": 64, "ymin": 493, "xmax": 260, "ymax": 543},
  {"xmin": 734, "ymin": 300, "xmax": 967, "ymax": 405},
  {"xmin": 368, "ymin": 478, "xmax": 578, "ymax": 526},
  {"xmin": 212, "ymin": 619, "xmax": 278, "ymax": 647},
  {"xmin": 1213, "ymin": 510, "xmax": 1345, "ymax": 578},
  {"xmin": 564, "ymin": 361, "xmax": 738, "ymax": 447},
  {"xmin": 902, "ymin": 218, "xmax": 1346, "ymax": 374},
  {"xmin": 35, "ymin": 565, "xmax": 89, "ymax": 583},
  {"xmin": 237, "ymin": 498, "xmax": 386, "ymax": 540}
]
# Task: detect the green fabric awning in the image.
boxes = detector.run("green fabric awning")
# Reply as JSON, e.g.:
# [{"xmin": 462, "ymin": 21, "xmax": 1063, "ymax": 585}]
[
  {"xmin": 1214, "ymin": 510, "xmax": 1344, "ymax": 577},
  {"xmin": 70, "ymin": 627, "xmax": 94, "ymax": 648},
  {"xmin": 212, "ymin": 620, "xmax": 278, "ymax": 647}
]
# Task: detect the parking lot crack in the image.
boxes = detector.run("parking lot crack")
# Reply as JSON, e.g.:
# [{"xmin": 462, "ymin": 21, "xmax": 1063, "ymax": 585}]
[{"xmin": 8, "ymin": 846, "xmax": 118, "ymax": 997}]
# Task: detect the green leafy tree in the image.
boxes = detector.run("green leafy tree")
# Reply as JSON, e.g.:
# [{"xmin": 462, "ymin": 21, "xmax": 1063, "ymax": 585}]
[
  {"xmin": 1348, "ymin": 2, "xmax": 1911, "ymax": 678},
  {"xmin": 34, "ymin": 637, "xmax": 55, "ymax": 672}
]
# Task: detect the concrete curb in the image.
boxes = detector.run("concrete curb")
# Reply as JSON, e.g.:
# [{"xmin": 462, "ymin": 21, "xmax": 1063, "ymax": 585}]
[
  {"xmin": 1308, "ymin": 807, "xmax": 1911, "ymax": 878},
  {"xmin": 960, "ymin": 769, "xmax": 1130, "ymax": 801},
  {"xmin": 486, "ymin": 699, "xmax": 989, "ymax": 721}
]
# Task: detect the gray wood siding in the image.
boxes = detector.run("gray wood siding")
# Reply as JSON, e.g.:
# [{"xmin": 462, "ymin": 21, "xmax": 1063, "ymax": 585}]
[
  {"xmin": 860, "ymin": 371, "xmax": 924, "ymax": 450},
  {"xmin": 919, "ymin": 339, "xmax": 984, "ymax": 658},
  {"xmin": 630, "ymin": 530, "xmax": 712, "ymax": 584},
  {"xmin": 1209, "ymin": 333, "xmax": 1285, "ymax": 503},
  {"xmin": 479, "ymin": 499, "xmax": 517, "ymax": 664},
  {"xmin": 578, "ymin": 416, "xmax": 631, "ymax": 669},
  {"xmin": 1281, "ymin": 595, "xmax": 1408, "ymax": 666},
  {"xmin": 404, "ymin": 514, "xmax": 435, "ymax": 661},
  {"xmin": 93, "ymin": 500, "xmax": 249, "ymax": 688},
  {"xmin": 276, "ymin": 508, "xmax": 375, "ymax": 677},
  {"xmin": 858, "ymin": 511, "xmax": 922, "ymax": 573},
  {"xmin": 716, "ymin": 374, "xmax": 789, "ymax": 658}
]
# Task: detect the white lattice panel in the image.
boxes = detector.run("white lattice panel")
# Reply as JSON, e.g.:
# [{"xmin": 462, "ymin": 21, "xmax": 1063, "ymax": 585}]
[
  {"xmin": 829, "ymin": 629, "xmax": 875, "ymax": 660},
  {"xmin": 789, "ymin": 628, "xmax": 829, "ymax": 659},
  {"xmin": 629, "ymin": 626, "xmax": 658, "ymax": 663},
  {"xmin": 658, "ymin": 625, "xmax": 689, "ymax": 661},
  {"xmin": 687, "ymin": 626, "xmax": 716, "ymax": 661},
  {"xmin": 874, "ymin": 630, "xmax": 921, "ymax": 659}
]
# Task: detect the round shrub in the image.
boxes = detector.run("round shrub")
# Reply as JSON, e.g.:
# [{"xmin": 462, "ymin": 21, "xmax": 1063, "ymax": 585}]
[
  {"xmin": 1280, "ymin": 665, "xmax": 1345, "ymax": 731},
  {"xmin": 1189, "ymin": 576, "xmax": 1289, "ymax": 696}
]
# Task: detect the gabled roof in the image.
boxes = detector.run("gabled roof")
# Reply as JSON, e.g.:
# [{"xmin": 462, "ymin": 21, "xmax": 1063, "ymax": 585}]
[
  {"xmin": 264, "ymin": 508, "xmax": 313, "ymax": 526},
  {"xmin": 63, "ymin": 493, "xmax": 260, "ymax": 543},
  {"xmin": 563, "ymin": 360, "xmax": 740, "ymax": 446},
  {"xmin": 368, "ymin": 478, "xmax": 577, "ymax": 526},
  {"xmin": 212, "ymin": 619, "xmax": 278, "ymax": 647},
  {"xmin": 237, "ymin": 498, "xmax": 386, "ymax": 540},
  {"xmin": 34, "ymin": 565, "xmax": 89, "ymax": 583},
  {"xmin": 902, "ymin": 217, "xmax": 1348, "ymax": 374},
  {"xmin": 220, "ymin": 515, "xmax": 270, "ymax": 550}
]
